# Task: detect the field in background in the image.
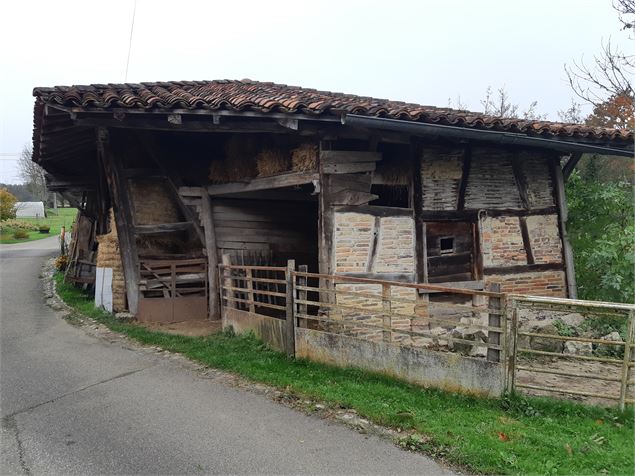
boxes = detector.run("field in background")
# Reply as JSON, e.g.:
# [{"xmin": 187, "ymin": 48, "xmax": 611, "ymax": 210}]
[{"xmin": 0, "ymin": 208, "xmax": 77, "ymax": 244}]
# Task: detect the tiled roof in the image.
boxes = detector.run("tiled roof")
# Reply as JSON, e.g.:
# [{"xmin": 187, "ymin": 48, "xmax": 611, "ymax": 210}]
[{"xmin": 33, "ymin": 79, "xmax": 632, "ymax": 141}]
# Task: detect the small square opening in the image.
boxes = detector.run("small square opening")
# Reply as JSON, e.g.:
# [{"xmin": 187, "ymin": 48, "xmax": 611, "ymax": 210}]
[{"xmin": 439, "ymin": 236, "xmax": 454, "ymax": 254}]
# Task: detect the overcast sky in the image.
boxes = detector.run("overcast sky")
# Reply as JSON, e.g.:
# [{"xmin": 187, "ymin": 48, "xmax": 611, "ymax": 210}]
[{"xmin": 0, "ymin": 0, "xmax": 630, "ymax": 183}]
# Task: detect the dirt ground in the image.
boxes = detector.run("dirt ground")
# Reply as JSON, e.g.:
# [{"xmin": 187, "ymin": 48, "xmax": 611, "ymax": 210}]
[{"xmin": 139, "ymin": 319, "xmax": 222, "ymax": 337}]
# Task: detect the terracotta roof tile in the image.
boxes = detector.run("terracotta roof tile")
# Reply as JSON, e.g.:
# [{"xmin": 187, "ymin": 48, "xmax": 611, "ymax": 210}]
[{"xmin": 32, "ymin": 79, "xmax": 633, "ymax": 141}]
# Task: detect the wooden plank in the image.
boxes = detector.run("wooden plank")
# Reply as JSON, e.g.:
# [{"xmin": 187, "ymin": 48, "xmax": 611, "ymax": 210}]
[
  {"xmin": 97, "ymin": 128, "xmax": 140, "ymax": 314},
  {"xmin": 134, "ymin": 222, "xmax": 193, "ymax": 235},
  {"xmin": 206, "ymin": 172, "xmax": 319, "ymax": 196},
  {"xmin": 319, "ymin": 150, "xmax": 382, "ymax": 164},
  {"xmin": 322, "ymin": 162, "xmax": 376, "ymax": 174},
  {"xmin": 200, "ymin": 189, "xmax": 220, "ymax": 319}
]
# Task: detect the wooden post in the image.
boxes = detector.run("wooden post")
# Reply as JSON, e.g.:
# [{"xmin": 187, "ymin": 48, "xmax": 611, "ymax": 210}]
[
  {"xmin": 506, "ymin": 301, "xmax": 519, "ymax": 394},
  {"xmin": 619, "ymin": 311, "xmax": 634, "ymax": 411},
  {"xmin": 487, "ymin": 283, "xmax": 502, "ymax": 363},
  {"xmin": 200, "ymin": 190, "xmax": 220, "ymax": 319},
  {"xmin": 552, "ymin": 160, "xmax": 577, "ymax": 299},
  {"xmin": 245, "ymin": 268, "xmax": 255, "ymax": 313},
  {"xmin": 97, "ymin": 127, "xmax": 140, "ymax": 315},
  {"xmin": 382, "ymin": 283, "xmax": 392, "ymax": 343},
  {"xmin": 298, "ymin": 264, "xmax": 308, "ymax": 328},
  {"xmin": 221, "ymin": 254, "xmax": 233, "ymax": 310},
  {"xmin": 285, "ymin": 259, "xmax": 296, "ymax": 358}
]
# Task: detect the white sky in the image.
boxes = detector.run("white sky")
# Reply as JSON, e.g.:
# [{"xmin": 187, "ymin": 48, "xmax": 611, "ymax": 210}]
[{"xmin": 0, "ymin": 0, "xmax": 631, "ymax": 183}]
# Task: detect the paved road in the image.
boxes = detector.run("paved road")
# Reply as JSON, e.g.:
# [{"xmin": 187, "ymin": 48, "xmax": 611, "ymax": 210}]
[{"xmin": 0, "ymin": 237, "xmax": 449, "ymax": 475}]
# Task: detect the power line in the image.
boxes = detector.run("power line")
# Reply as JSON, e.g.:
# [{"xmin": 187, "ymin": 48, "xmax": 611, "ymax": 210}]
[{"xmin": 124, "ymin": 0, "xmax": 137, "ymax": 82}]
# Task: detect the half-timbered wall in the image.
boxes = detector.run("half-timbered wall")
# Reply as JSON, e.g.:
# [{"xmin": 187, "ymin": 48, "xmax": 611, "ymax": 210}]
[{"xmin": 419, "ymin": 145, "xmax": 568, "ymax": 297}]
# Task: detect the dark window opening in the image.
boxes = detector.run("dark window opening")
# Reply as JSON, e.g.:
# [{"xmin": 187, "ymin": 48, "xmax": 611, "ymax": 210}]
[
  {"xmin": 370, "ymin": 184, "xmax": 410, "ymax": 208},
  {"xmin": 439, "ymin": 236, "xmax": 455, "ymax": 254}
]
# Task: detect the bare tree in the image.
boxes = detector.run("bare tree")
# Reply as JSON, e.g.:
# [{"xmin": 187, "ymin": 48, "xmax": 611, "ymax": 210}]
[
  {"xmin": 565, "ymin": 2, "xmax": 634, "ymax": 106},
  {"xmin": 557, "ymin": 99, "xmax": 585, "ymax": 123},
  {"xmin": 478, "ymin": 86, "xmax": 547, "ymax": 120},
  {"xmin": 18, "ymin": 145, "xmax": 48, "ymax": 204},
  {"xmin": 614, "ymin": 0, "xmax": 635, "ymax": 33}
]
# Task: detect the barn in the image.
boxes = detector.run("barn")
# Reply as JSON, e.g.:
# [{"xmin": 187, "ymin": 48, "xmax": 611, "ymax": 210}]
[{"xmin": 31, "ymin": 80, "xmax": 633, "ymax": 324}]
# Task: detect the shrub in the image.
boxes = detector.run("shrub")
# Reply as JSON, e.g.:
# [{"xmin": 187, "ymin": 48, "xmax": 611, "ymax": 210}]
[
  {"xmin": 0, "ymin": 219, "xmax": 39, "ymax": 232},
  {"xmin": 13, "ymin": 230, "xmax": 29, "ymax": 239},
  {"xmin": 0, "ymin": 188, "xmax": 17, "ymax": 220},
  {"xmin": 54, "ymin": 254, "xmax": 69, "ymax": 271},
  {"xmin": 39, "ymin": 225, "xmax": 51, "ymax": 234}
]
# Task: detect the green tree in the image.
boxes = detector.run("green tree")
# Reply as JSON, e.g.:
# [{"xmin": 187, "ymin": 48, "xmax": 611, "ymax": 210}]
[
  {"xmin": 566, "ymin": 171, "xmax": 635, "ymax": 303},
  {"xmin": 0, "ymin": 188, "xmax": 18, "ymax": 220}
]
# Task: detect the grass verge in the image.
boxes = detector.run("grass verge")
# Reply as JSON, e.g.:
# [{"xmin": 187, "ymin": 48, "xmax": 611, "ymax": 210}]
[
  {"xmin": 55, "ymin": 272, "xmax": 634, "ymax": 475},
  {"xmin": 0, "ymin": 208, "xmax": 77, "ymax": 244}
]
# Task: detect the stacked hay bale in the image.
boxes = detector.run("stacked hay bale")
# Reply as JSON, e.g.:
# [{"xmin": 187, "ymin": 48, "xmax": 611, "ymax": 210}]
[
  {"xmin": 95, "ymin": 209, "xmax": 126, "ymax": 312},
  {"xmin": 209, "ymin": 135, "xmax": 258, "ymax": 183},
  {"xmin": 255, "ymin": 148, "xmax": 291, "ymax": 176},
  {"xmin": 291, "ymin": 143, "xmax": 318, "ymax": 172}
]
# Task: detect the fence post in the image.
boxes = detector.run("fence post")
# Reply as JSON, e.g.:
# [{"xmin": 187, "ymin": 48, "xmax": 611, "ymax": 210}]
[
  {"xmin": 382, "ymin": 283, "xmax": 392, "ymax": 343},
  {"xmin": 297, "ymin": 265, "xmax": 308, "ymax": 328},
  {"xmin": 221, "ymin": 254, "xmax": 233, "ymax": 310},
  {"xmin": 506, "ymin": 300, "xmax": 519, "ymax": 394},
  {"xmin": 487, "ymin": 283, "xmax": 502, "ymax": 363},
  {"xmin": 285, "ymin": 259, "xmax": 296, "ymax": 358},
  {"xmin": 619, "ymin": 311, "xmax": 634, "ymax": 411},
  {"xmin": 245, "ymin": 268, "xmax": 255, "ymax": 313}
]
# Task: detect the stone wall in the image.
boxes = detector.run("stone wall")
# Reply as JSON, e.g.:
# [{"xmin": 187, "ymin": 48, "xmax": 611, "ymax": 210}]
[{"xmin": 95, "ymin": 209, "xmax": 126, "ymax": 312}]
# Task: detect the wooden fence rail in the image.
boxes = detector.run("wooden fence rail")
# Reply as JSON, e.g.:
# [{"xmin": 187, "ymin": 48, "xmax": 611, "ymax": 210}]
[{"xmin": 219, "ymin": 260, "xmax": 635, "ymax": 410}]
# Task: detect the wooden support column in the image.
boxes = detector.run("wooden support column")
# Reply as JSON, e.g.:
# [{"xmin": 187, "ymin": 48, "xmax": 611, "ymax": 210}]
[
  {"xmin": 200, "ymin": 189, "xmax": 220, "ymax": 319},
  {"xmin": 551, "ymin": 160, "xmax": 578, "ymax": 298},
  {"xmin": 411, "ymin": 141, "xmax": 427, "ymax": 284},
  {"xmin": 97, "ymin": 127, "xmax": 140, "ymax": 315}
]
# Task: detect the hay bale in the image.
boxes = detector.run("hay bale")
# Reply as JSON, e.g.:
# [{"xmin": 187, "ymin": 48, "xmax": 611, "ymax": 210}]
[
  {"xmin": 130, "ymin": 181, "xmax": 180, "ymax": 225},
  {"xmin": 255, "ymin": 148, "xmax": 291, "ymax": 177},
  {"xmin": 291, "ymin": 143, "xmax": 318, "ymax": 172},
  {"xmin": 224, "ymin": 135, "xmax": 257, "ymax": 181},
  {"xmin": 95, "ymin": 209, "xmax": 126, "ymax": 312}
]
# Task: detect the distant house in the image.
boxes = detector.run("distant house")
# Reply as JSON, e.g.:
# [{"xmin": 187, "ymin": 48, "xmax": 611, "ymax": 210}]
[
  {"xmin": 15, "ymin": 201, "xmax": 45, "ymax": 218},
  {"xmin": 30, "ymin": 80, "xmax": 633, "ymax": 322}
]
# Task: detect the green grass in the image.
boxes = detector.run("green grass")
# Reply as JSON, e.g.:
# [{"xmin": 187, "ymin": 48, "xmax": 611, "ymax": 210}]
[
  {"xmin": 55, "ymin": 273, "xmax": 634, "ymax": 475},
  {"xmin": 0, "ymin": 208, "xmax": 77, "ymax": 243}
]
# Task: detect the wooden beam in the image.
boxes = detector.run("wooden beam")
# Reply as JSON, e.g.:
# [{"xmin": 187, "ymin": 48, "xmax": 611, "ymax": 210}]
[
  {"xmin": 411, "ymin": 141, "xmax": 426, "ymax": 284},
  {"xmin": 336, "ymin": 272, "xmax": 416, "ymax": 282},
  {"xmin": 205, "ymin": 172, "xmax": 319, "ymax": 196},
  {"xmin": 484, "ymin": 262, "xmax": 563, "ymax": 275},
  {"xmin": 134, "ymin": 222, "xmax": 193, "ymax": 235},
  {"xmin": 97, "ymin": 127, "xmax": 140, "ymax": 315},
  {"xmin": 511, "ymin": 155, "xmax": 530, "ymax": 210},
  {"xmin": 199, "ymin": 188, "xmax": 220, "ymax": 319},
  {"xmin": 563, "ymin": 152, "xmax": 583, "ymax": 181},
  {"xmin": 551, "ymin": 159, "xmax": 578, "ymax": 298},
  {"xmin": 322, "ymin": 162, "xmax": 376, "ymax": 174},
  {"xmin": 319, "ymin": 150, "xmax": 382, "ymax": 164},
  {"xmin": 518, "ymin": 216, "xmax": 535, "ymax": 265}
]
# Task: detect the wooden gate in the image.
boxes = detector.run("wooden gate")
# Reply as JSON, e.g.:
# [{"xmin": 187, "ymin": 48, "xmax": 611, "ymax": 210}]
[{"xmin": 137, "ymin": 258, "xmax": 208, "ymax": 323}]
